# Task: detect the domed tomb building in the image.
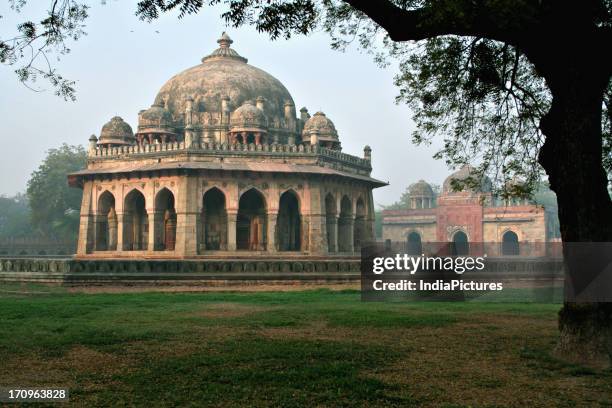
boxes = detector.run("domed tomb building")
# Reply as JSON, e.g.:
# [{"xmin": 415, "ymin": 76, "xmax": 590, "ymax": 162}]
[
  {"xmin": 69, "ymin": 34, "xmax": 384, "ymax": 258},
  {"xmin": 382, "ymin": 165, "xmax": 555, "ymax": 257}
]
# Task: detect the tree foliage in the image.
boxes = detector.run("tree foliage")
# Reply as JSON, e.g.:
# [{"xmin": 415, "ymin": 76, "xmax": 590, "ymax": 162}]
[
  {"xmin": 384, "ymin": 183, "xmax": 440, "ymax": 210},
  {"xmin": 26, "ymin": 144, "xmax": 85, "ymax": 240},
  {"xmin": 0, "ymin": 0, "xmax": 88, "ymax": 100},
  {"xmin": 0, "ymin": 193, "xmax": 34, "ymax": 239}
]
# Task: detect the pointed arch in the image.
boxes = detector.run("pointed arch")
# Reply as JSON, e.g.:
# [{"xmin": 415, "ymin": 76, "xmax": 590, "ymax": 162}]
[
  {"xmin": 325, "ymin": 193, "xmax": 337, "ymax": 253},
  {"xmin": 277, "ymin": 190, "xmax": 301, "ymax": 251},
  {"xmin": 237, "ymin": 188, "xmax": 267, "ymax": 250},
  {"xmin": 353, "ymin": 196, "xmax": 367, "ymax": 252},
  {"xmin": 338, "ymin": 195, "xmax": 353, "ymax": 252},
  {"xmin": 202, "ymin": 187, "xmax": 228, "ymax": 250},
  {"xmin": 96, "ymin": 191, "xmax": 117, "ymax": 251},
  {"xmin": 406, "ymin": 231, "xmax": 422, "ymax": 255},
  {"xmin": 123, "ymin": 189, "xmax": 148, "ymax": 251},
  {"xmin": 451, "ymin": 230, "xmax": 469, "ymax": 256},
  {"xmin": 502, "ymin": 230, "xmax": 520, "ymax": 255},
  {"xmin": 154, "ymin": 188, "xmax": 176, "ymax": 251}
]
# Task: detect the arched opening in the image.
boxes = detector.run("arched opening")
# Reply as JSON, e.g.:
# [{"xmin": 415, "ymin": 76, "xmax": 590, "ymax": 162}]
[
  {"xmin": 451, "ymin": 230, "xmax": 469, "ymax": 256},
  {"xmin": 277, "ymin": 190, "xmax": 301, "ymax": 251},
  {"xmin": 123, "ymin": 190, "xmax": 148, "ymax": 251},
  {"xmin": 237, "ymin": 188, "xmax": 267, "ymax": 250},
  {"xmin": 325, "ymin": 193, "xmax": 337, "ymax": 253},
  {"xmin": 353, "ymin": 197, "xmax": 366, "ymax": 252},
  {"xmin": 406, "ymin": 231, "xmax": 422, "ymax": 255},
  {"xmin": 338, "ymin": 195, "xmax": 353, "ymax": 252},
  {"xmin": 246, "ymin": 133, "xmax": 255, "ymax": 144},
  {"xmin": 96, "ymin": 191, "xmax": 117, "ymax": 251},
  {"xmin": 502, "ymin": 230, "xmax": 520, "ymax": 255},
  {"xmin": 154, "ymin": 188, "xmax": 176, "ymax": 251},
  {"xmin": 202, "ymin": 188, "xmax": 227, "ymax": 250}
]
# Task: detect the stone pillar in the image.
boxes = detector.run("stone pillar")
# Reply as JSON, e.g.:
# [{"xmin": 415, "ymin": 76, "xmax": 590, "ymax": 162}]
[
  {"xmin": 267, "ymin": 211, "xmax": 278, "ymax": 253},
  {"xmin": 148, "ymin": 210, "xmax": 160, "ymax": 251},
  {"xmin": 184, "ymin": 126, "xmax": 194, "ymax": 148},
  {"xmin": 116, "ymin": 212, "xmax": 125, "ymax": 252},
  {"xmin": 366, "ymin": 191, "xmax": 376, "ymax": 243},
  {"xmin": 174, "ymin": 177, "xmax": 199, "ymax": 256},
  {"xmin": 327, "ymin": 215, "xmax": 338, "ymax": 253},
  {"xmin": 227, "ymin": 210, "xmax": 238, "ymax": 251},
  {"xmin": 221, "ymin": 96, "xmax": 230, "ymax": 125},
  {"xmin": 76, "ymin": 181, "xmax": 95, "ymax": 255},
  {"xmin": 88, "ymin": 135, "xmax": 98, "ymax": 155},
  {"xmin": 108, "ymin": 208, "xmax": 118, "ymax": 251},
  {"xmin": 348, "ymin": 217, "xmax": 355, "ymax": 253}
]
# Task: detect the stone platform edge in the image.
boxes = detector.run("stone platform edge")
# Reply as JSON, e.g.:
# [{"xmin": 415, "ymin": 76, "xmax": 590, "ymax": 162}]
[{"xmin": 0, "ymin": 257, "xmax": 361, "ymax": 286}]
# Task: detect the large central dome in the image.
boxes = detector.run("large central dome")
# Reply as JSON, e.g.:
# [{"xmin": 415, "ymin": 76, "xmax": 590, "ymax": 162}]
[{"xmin": 153, "ymin": 33, "xmax": 295, "ymax": 125}]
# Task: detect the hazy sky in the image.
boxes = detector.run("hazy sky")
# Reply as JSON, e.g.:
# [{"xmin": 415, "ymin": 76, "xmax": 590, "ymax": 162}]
[{"xmin": 0, "ymin": 2, "xmax": 450, "ymax": 207}]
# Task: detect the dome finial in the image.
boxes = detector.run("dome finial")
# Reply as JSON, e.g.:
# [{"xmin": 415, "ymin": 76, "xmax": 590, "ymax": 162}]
[
  {"xmin": 202, "ymin": 32, "xmax": 247, "ymax": 63},
  {"xmin": 217, "ymin": 32, "xmax": 233, "ymax": 48}
]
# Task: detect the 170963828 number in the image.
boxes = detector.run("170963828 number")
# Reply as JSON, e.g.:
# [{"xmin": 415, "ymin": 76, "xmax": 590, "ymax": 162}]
[{"xmin": 0, "ymin": 388, "xmax": 69, "ymax": 402}]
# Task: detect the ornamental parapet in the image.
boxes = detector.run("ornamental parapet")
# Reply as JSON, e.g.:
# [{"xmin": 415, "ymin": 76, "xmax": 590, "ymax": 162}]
[{"xmin": 89, "ymin": 142, "xmax": 372, "ymax": 171}]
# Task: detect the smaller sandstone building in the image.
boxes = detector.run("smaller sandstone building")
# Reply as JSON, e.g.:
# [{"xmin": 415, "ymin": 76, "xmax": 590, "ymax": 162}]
[
  {"xmin": 69, "ymin": 34, "xmax": 385, "ymax": 258},
  {"xmin": 382, "ymin": 166, "xmax": 556, "ymax": 256}
]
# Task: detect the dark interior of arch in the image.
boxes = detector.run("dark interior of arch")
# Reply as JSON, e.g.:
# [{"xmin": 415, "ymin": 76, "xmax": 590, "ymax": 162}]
[
  {"xmin": 277, "ymin": 191, "xmax": 300, "ymax": 251},
  {"xmin": 237, "ymin": 189, "xmax": 267, "ymax": 250}
]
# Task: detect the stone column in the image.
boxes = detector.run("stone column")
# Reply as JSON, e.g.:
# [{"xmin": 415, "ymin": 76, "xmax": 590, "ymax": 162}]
[
  {"xmin": 148, "ymin": 210, "xmax": 159, "ymax": 251},
  {"xmin": 327, "ymin": 215, "xmax": 338, "ymax": 253},
  {"xmin": 366, "ymin": 191, "xmax": 376, "ymax": 243},
  {"xmin": 174, "ymin": 176, "xmax": 199, "ymax": 256},
  {"xmin": 267, "ymin": 211, "xmax": 278, "ymax": 253},
  {"xmin": 347, "ymin": 216, "xmax": 355, "ymax": 253},
  {"xmin": 227, "ymin": 210, "xmax": 238, "ymax": 251},
  {"xmin": 116, "ymin": 212, "xmax": 125, "ymax": 252},
  {"xmin": 76, "ymin": 181, "xmax": 95, "ymax": 255}
]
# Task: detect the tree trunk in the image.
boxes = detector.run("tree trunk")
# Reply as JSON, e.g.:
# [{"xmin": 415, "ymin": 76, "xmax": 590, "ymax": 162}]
[{"xmin": 538, "ymin": 63, "xmax": 612, "ymax": 368}]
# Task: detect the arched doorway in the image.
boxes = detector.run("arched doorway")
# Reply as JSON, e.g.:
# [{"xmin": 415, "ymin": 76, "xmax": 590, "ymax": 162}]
[
  {"xmin": 353, "ymin": 197, "xmax": 366, "ymax": 252},
  {"xmin": 96, "ymin": 191, "xmax": 117, "ymax": 251},
  {"xmin": 451, "ymin": 230, "xmax": 469, "ymax": 256},
  {"xmin": 202, "ymin": 188, "xmax": 227, "ymax": 250},
  {"xmin": 502, "ymin": 230, "xmax": 520, "ymax": 255},
  {"xmin": 406, "ymin": 231, "xmax": 422, "ymax": 255},
  {"xmin": 325, "ymin": 193, "xmax": 337, "ymax": 253},
  {"xmin": 154, "ymin": 188, "xmax": 176, "ymax": 251},
  {"xmin": 277, "ymin": 190, "xmax": 301, "ymax": 251},
  {"xmin": 123, "ymin": 190, "xmax": 148, "ymax": 251},
  {"xmin": 237, "ymin": 189, "xmax": 267, "ymax": 250},
  {"xmin": 338, "ymin": 195, "xmax": 353, "ymax": 252}
]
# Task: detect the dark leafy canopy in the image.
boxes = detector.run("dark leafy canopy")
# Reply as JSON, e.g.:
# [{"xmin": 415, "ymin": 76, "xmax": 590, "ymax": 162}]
[{"xmin": 26, "ymin": 144, "xmax": 86, "ymax": 240}]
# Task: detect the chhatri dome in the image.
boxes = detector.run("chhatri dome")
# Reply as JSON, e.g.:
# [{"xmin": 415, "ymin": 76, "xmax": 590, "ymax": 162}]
[
  {"xmin": 302, "ymin": 112, "xmax": 340, "ymax": 150},
  {"xmin": 98, "ymin": 116, "xmax": 135, "ymax": 147},
  {"xmin": 442, "ymin": 164, "xmax": 493, "ymax": 194}
]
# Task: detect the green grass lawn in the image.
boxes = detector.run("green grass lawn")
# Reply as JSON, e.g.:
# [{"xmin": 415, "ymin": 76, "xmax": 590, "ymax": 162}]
[{"xmin": 0, "ymin": 285, "xmax": 610, "ymax": 407}]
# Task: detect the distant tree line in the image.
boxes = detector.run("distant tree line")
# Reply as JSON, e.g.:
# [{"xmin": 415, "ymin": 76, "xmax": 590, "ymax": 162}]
[{"xmin": 0, "ymin": 144, "xmax": 85, "ymax": 242}]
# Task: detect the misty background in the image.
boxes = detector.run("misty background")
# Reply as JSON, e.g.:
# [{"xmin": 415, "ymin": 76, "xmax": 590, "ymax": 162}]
[{"xmin": 0, "ymin": 1, "xmax": 449, "ymax": 208}]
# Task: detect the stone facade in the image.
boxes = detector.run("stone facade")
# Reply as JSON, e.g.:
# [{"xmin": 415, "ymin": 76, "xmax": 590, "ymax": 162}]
[
  {"xmin": 69, "ymin": 34, "xmax": 384, "ymax": 259},
  {"xmin": 382, "ymin": 166, "xmax": 553, "ymax": 257}
]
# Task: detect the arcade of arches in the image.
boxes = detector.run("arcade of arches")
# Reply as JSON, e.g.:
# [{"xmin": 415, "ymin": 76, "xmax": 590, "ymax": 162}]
[
  {"xmin": 402, "ymin": 229, "xmax": 524, "ymax": 257},
  {"xmin": 81, "ymin": 178, "xmax": 375, "ymax": 257}
]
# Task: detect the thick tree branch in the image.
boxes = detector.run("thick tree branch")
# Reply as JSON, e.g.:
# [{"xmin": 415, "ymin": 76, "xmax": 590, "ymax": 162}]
[{"xmin": 340, "ymin": 0, "xmax": 540, "ymax": 47}]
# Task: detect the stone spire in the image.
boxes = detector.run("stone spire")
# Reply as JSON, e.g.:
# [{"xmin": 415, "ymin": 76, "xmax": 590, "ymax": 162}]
[{"xmin": 201, "ymin": 32, "xmax": 248, "ymax": 63}]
